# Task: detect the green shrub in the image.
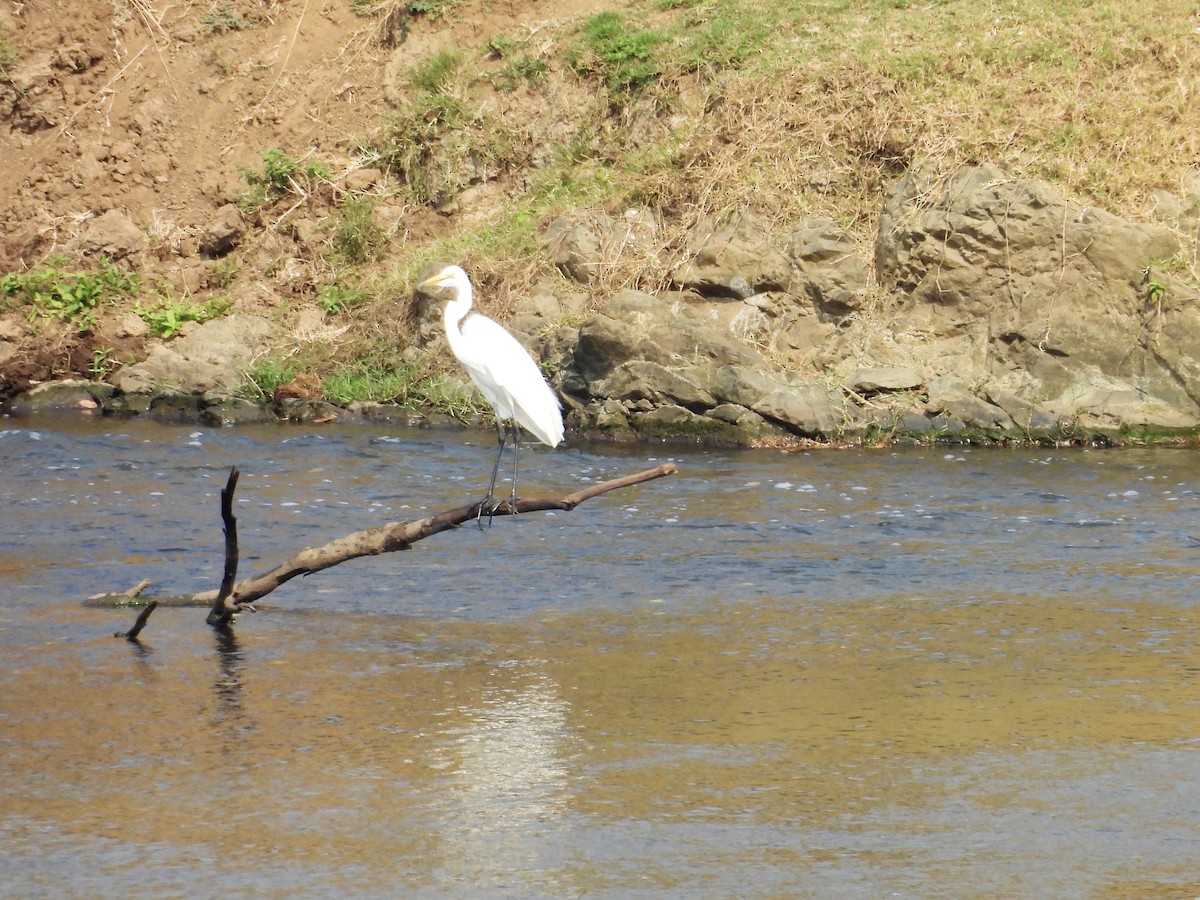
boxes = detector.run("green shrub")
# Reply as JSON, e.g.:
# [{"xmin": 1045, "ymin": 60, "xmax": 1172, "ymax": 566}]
[
  {"xmin": 317, "ymin": 282, "xmax": 370, "ymax": 315},
  {"xmin": 0, "ymin": 29, "xmax": 18, "ymax": 77},
  {"xmin": 238, "ymin": 148, "xmax": 331, "ymax": 206},
  {"xmin": 410, "ymin": 48, "xmax": 462, "ymax": 92}
]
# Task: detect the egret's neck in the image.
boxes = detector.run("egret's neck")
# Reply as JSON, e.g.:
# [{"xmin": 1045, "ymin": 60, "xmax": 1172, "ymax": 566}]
[{"xmin": 442, "ymin": 282, "xmax": 473, "ymax": 337}]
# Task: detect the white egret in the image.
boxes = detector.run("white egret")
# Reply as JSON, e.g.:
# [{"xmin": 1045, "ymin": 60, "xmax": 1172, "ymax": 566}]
[{"xmin": 418, "ymin": 264, "xmax": 564, "ymax": 518}]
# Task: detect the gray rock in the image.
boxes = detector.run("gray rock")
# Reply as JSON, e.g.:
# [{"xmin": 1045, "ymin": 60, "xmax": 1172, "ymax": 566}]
[
  {"xmin": 591, "ymin": 399, "xmax": 630, "ymax": 429},
  {"xmin": 751, "ymin": 383, "xmax": 841, "ymax": 436},
  {"xmin": 111, "ymin": 314, "xmax": 277, "ymax": 399},
  {"xmin": 545, "ymin": 216, "xmax": 603, "ymax": 284},
  {"xmin": 985, "ymin": 389, "xmax": 1063, "ymax": 432},
  {"xmin": 594, "ymin": 360, "xmax": 716, "ymax": 411},
  {"xmin": 674, "ymin": 212, "xmax": 792, "ymax": 298},
  {"xmin": 925, "ymin": 376, "xmax": 973, "ymax": 414},
  {"xmin": 942, "ymin": 396, "xmax": 1013, "ymax": 430},
  {"xmin": 874, "ymin": 163, "xmax": 1198, "ymax": 424},
  {"xmin": 1046, "ymin": 376, "xmax": 1200, "ymax": 429},
  {"xmin": 696, "ymin": 364, "xmax": 780, "ymax": 409},
  {"xmin": 544, "ymin": 210, "xmax": 660, "ymax": 285},
  {"xmin": 573, "ymin": 288, "xmax": 758, "ymax": 390},
  {"xmin": 847, "ymin": 366, "xmax": 923, "ymax": 394},
  {"xmin": 66, "ymin": 209, "xmax": 146, "ymax": 261},
  {"xmin": 198, "ymin": 204, "xmax": 244, "ymax": 258},
  {"xmin": 10, "ymin": 379, "xmax": 114, "ymax": 414},
  {"xmin": 786, "ymin": 218, "xmax": 870, "ymax": 318}
]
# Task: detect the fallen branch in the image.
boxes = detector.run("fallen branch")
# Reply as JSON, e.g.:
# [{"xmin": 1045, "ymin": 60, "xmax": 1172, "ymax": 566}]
[
  {"xmin": 87, "ymin": 578, "xmax": 153, "ymax": 607},
  {"xmin": 194, "ymin": 462, "xmax": 677, "ymax": 623}
]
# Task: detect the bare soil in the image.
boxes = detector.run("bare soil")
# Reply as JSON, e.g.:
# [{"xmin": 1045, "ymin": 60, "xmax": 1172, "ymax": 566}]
[{"xmin": 0, "ymin": 0, "xmax": 593, "ymax": 396}]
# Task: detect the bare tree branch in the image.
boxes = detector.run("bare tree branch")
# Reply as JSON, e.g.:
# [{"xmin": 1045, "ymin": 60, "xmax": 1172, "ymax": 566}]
[
  {"xmin": 206, "ymin": 467, "xmax": 242, "ymax": 627},
  {"xmin": 114, "ymin": 600, "xmax": 158, "ymax": 640},
  {"xmin": 195, "ymin": 463, "xmax": 677, "ymax": 619}
]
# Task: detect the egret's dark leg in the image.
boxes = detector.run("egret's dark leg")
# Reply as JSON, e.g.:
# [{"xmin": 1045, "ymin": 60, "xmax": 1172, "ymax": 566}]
[{"xmin": 481, "ymin": 421, "xmax": 508, "ymax": 524}]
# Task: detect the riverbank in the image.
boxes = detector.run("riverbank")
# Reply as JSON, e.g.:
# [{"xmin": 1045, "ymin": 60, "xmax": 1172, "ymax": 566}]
[{"xmin": 8, "ymin": 373, "xmax": 1200, "ymax": 450}]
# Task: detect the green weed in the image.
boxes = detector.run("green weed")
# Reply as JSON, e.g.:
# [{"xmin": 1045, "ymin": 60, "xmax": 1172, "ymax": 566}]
[
  {"xmin": 571, "ymin": 12, "xmax": 668, "ymax": 92},
  {"xmin": 134, "ymin": 297, "xmax": 230, "ymax": 338},
  {"xmin": 406, "ymin": 0, "xmax": 461, "ymax": 20},
  {"xmin": 496, "ymin": 53, "xmax": 549, "ymax": 91},
  {"xmin": 410, "ymin": 48, "xmax": 462, "ymax": 92},
  {"xmin": 89, "ymin": 347, "xmax": 116, "ymax": 380},
  {"xmin": 0, "ymin": 29, "xmax": 18, "ymax": 77},
  {"xmin": 487, "ymin": 35, "xmax": 549, "ymax": 90},
  {"xmin": 317, "ymin": 282, "xmax": 370, "ymax": 315},
  {"xmin": 239, "ymin": 148, "xmax": 331, "ymax": 207},
  {"xmin": 3, "ymin": 259, "xmax": 140, "ymax": 333}
]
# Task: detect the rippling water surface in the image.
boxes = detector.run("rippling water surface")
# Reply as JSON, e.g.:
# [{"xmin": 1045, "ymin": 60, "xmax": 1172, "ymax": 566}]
[{"xmin": 2, "ymin": 416, "xmax": 1199, "ymax": 897}]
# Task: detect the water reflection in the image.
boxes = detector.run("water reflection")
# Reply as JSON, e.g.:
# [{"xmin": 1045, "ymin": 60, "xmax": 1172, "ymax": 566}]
[
  {"xmin": 434, "ymin": 665, "xmax": 574, "ymax": 892},
  {"xmin": 213, "ymin": 625, "xmax": 245, "ymax": 712}
]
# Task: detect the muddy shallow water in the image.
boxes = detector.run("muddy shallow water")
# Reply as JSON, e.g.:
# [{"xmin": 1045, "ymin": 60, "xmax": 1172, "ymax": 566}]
[{"xmin": 2, "ymin": 419, "xmax": 1199, "ymax": 897}]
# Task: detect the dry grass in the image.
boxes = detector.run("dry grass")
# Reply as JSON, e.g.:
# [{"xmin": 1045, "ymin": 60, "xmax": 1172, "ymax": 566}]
[
  {"xmin": 641, "ymin": 1, "xmax": 1197, "ymax": 272},
  {"xmin": 379, "ymin": 0, "xmax": 1200, "ymax": 303}
]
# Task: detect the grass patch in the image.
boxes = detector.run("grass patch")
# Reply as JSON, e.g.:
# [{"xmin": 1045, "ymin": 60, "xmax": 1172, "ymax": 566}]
[
  {"xmin": 317, "ymin": 282, "xmax": 371, "ymax": 315},
  {"xmin": 247, "ymin": 359, "xmax": 298, "ymax": 397},
  {"xmin": 330, "ymin": 198, "xmax": 387, "ymax": 267},
  {"xmin": 363, "ymin": 46, "xmax": 527, "ymax": 207},
  {"xmin": 570, "ymin": 11, "xmax": 669, "ymax": 93},
  {"xmin": 487, "ymin": 35, "xmax": 550, "ymax": 91},
  {"xmin": 321, "ymin": 358, "xmax": 481, "ymax": 418}
]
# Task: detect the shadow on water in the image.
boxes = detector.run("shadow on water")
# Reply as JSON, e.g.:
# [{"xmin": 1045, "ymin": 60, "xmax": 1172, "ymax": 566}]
[{"xmin": 2, "ymin": 419, "xmax": 1200, "ymax": 896}]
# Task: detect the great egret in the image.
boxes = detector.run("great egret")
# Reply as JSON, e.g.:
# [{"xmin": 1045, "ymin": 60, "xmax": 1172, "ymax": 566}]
[{"xmin": 418, "ymin": 264, "xmax": 564, "ymax": 518}]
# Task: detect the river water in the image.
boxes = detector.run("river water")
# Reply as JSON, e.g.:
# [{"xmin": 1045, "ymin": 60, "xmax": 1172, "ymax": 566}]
[{"xmin": 1, "ymin": 416, "xmax": 1199, "ymax": 898}]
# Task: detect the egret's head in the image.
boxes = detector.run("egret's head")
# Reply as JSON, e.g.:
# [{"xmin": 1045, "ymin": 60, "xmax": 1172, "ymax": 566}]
[{"xmin": 417, "ymin": 264, "xmax": 468, "ymax": 293}]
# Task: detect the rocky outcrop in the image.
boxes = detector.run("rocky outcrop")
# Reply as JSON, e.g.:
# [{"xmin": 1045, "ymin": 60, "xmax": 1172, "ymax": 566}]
[
  {"xmin": 7, "ymin": 163, "xmax": 1200, "ymax": 445},
  {"xmin": 555, "ymin": 164, "xmax": 1200, "ymax": 443},
  {"xmin": 872, "ymin": 164, "xmax": 1199, "ymax": 428},
  {"xmin": 565, "ymin": 288, "xmax": 843, "ymax": 441}
]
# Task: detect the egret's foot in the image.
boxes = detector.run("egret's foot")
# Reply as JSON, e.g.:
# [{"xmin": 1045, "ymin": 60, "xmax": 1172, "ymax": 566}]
[
  {"xmin": 475, "ymin": 496, "xmax": 517, "ymax": 526},
  {"xmin": 475, "ymin": 495, "xmax": 506, "ymax": 527}
]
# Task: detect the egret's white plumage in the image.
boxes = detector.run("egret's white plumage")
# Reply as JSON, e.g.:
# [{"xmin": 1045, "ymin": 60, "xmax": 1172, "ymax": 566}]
[{"xmin": 418, "ymin": 264, "xmax": 563, "ymax": 514}]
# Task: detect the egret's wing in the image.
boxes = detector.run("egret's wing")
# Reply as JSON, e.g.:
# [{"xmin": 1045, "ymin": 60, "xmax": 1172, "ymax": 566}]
[{"xmin": 458, "ymin": 313, "xmax": 563, "ymax": 447}]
